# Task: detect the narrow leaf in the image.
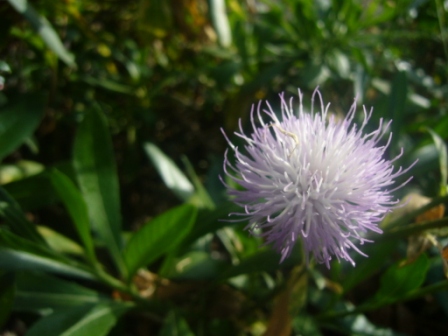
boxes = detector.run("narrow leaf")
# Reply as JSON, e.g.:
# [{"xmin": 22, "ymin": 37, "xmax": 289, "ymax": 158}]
[
  {"xmin": 209, "ymin": 0, "xmax": 232, "ymax": 47},
  {"xmin": 0, "ymin": 186, "xmax": 45, "ymax": 245},
  {"xmin": 367, "ymin": 253, "xmax": 429, "ymax": 307},
  {"xmin": 38, "ymin": 226, "xmax": 84, "ymax": 256},
  {"xmin": 124, "ymin": 204, "xmax": 197, "ymax": 280},
  {"xmin": 49, "ymin": 169, "xmax": 96, "ymax": 263},
  {"xmin": 73, "ymin": 107, "xmax": 126, "ymax": 276},
  {"xmin": 26, "ymin": 301, "xmax": 132, "ymax": 336},
  {"xmin": 3, "ymin": 162, "xmax": 74, "ymax": 211},
  {"xmin": 14, "ymin": 272, "xmax": 104, "ymax": 313},
  {"xmin": 182, "ymin": 156, "xmax": 215, "ymax": 209},
  {"xmin": 0, "ymin": 94, "xmax": 45, "ymax": 161},
  {"xmin": 144, "ymin": 142, "xmax": 194, "ymax": 202},
  {"xmin": 0, "ymin": 229, "xmax": 94, "ymax": 280},
  {"xmin": 427, "ymin": 128, "xmax": 448, "ymax": 196},
  {"xmin": 7, "ymin": 0, "xmax": 76, "ymax": 67},
  {"xmin": 0, "ymin": 248, "xmax": 94, "ymax": 280}
]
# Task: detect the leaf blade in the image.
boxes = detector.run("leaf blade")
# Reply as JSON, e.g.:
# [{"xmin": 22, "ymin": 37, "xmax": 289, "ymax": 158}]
[
  {"xmin": 7, "ymin": 0, "xmax": 76, "ymax": 67},
  {"xmin": 73, "ymin": 107, "xmax": 126, "ymax": 276},
  {"xmin": 0, "ymin": 94, "xmax": 45, "ymax": 161},
  {"xmin": 49, "ymin": 169, "xmax": 96, "ymax": 263},
  {"xmin": 0, "ymin": 186, "xmax": 45, "ymax": 245},
  {"xmin": 14, "ymin": 272, "xmax": 104, "ymax": 313},
  {"xmin": 0, "ymin": 229, "xmax": 94, "ymax": 280},
  {"xmin": 124, "ymin": 204, "xmax": 197, "ymax": 280},
  {"xmin": 144, "ymin": 142, "xmax": 194, "ymax": 202},
  {"xmin": 26, "ymin": 301, "xmax": 132, "ymax": 336}
]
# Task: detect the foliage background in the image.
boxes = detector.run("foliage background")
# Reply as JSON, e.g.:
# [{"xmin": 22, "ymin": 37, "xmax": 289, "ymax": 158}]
[{"xmin": 1, "ymin": 0, "xmax": 448, "ymax": 335}]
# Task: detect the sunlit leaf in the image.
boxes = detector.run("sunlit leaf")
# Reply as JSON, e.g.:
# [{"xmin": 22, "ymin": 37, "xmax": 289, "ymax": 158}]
[
  {"xmin": 26, "ymin": 301, "xmax": 133, "ymax": 336},
  {"xmin": 0, "ymin": 160, "xmax": 44, "ymax": 184},
  {"xmin": 37, "ymin": 226, "xmax": 84, "ymax": 256},
  {"xmin": 0, "ymin": 248, "xmax": 94, "ymax": 280},
  {"xmin": 0, "ymin": 229, "xmax": 94, "ymax": 280},
  {"xmin": 3, "ymin": 162, "xmax": 73, "ymax": 211},
  {"xmin": 209, "ymin": 0, "xmax": 232, "ymax": 47},
  {"xmin": 7, "ymin": 0, "xmax": 76, "ymax": 67},
  {"xmin": 0, "ymin": 61, "xmax": 11, "ymax": 73},
  {"xmin": 73, "ymin": 106, "xmax": 126, "ymax": 276},
  {"xmin": 340, "ymin": 312, "xmax": 402, "ymax": 336},
  {"xmin": 124, "ymin": 204, "xmax": 197, "ymax": 280},
  {"xmin": 144, "ymin": 143, "xmax": 195, "ymax": 202}
]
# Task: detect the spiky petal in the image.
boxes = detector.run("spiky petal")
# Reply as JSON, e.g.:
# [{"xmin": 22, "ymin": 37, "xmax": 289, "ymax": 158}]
[{"xmin": 222, "ymin": 88, "xmax": 414, "ymax": 268}]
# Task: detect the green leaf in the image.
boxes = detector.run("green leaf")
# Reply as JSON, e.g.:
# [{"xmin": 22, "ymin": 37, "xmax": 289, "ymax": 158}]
[
  {"xmin": 181, "ymin": 156, "xmax": 215, "ymax": 209},
  {"xmin": 180, "ymin": 201, "xmax": 239, "ymax": 250},
  {"xmin": 218, "ymin": 246, "xmax": 301, "ymax": 280},
  {"xmin": 427, "ymin": 128, "xmax": 448, "ymax": 196},
  {"xmin": 0, "ymin": 160, "xmax": 44, "ymax": 184},
  {"xmin": 0, "ymin": 248, "xmax": 94, "ymax": 280},
  {"xmin": 49, "ymin": 169, "xmax": 96, "ymax": 263},
  {"xmin": 124, "ymin": 204, "xmax": 197, "ymax": 280},
  {"xmin": 73, "ymin": 107, "xmax": 126, "ymax": 277},
  {"xmin": 7, "ymin": 0, "xmax": 76, "ymax": 67},
  {"xmin": 26, "ymin": 301, "xmax": 133, "ymax": 336},
  {"xmin": 0, "ymin": 229, "xmax": 94, "ymax": 280},
  {"xmin": 160, "ymin": 251, "xmax": 226, "ymax": 280},
  {"xmin": 0, "ymin": 186, "xmax": 45, "ymax": 245},
  {"xmin": 341, "ymin": 241, "xmax": 396, "ymax": 292},
  {"xmin": 209, "ymin": 0, "xmax": 232, "ymax": 47},
  {"xmin": 367, "ymin": 254, "xmax": 430, "ymax": 307},
  {"xmin": 37, "ymin": 226, "xmax": 84, "ymax": 256},
  {"xmin": 14, "ymin": 272, "xmax": 104, "ymax": 313},
  {"xmin": 0, "ymin": 61, "xmax": 11, "ymax": 73},
  {"xmin": 3, "ymin": 162, "xmax": 74, "ymax": 211},
  {"xmin": 158, "ymin": 310, "xmax": 195, "ymax": 336},
  {"xmin": 0, "ymin": 272, "xmax": 15, "ymax": 329},
  {"xmin": 292, "ymin": 315, "xmax": 322, "ymax": 336},
  {"xmin": 0, "ymin": 94, "xmax": 45, "ymax": 161},
  {"xmin": 81, "ymin": 76, "xmax": 134, "ymax": 94},
  {"xmin": 144, "ymin": 142, "xmax": 194, "ymax": 202}
]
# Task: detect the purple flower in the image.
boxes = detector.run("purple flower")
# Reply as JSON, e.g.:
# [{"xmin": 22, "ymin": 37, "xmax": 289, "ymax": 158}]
[{"xmin": 222, "ymin": 88, "xmax": 414, "ymax": 268}]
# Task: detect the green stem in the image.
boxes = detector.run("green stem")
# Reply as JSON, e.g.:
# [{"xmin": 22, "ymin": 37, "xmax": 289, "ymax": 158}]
[
  {"xmin": 380, "ymin": 217, "xmax": 448, "ymax": 242},
  {"xmin": 384, "ymin": 194, "xmax": 448, "ymax": 230}
]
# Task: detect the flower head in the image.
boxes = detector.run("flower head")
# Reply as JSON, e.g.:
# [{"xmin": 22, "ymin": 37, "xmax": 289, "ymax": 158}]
[{"xmin": 222, "ymin": 88, "xmax": 414, "ymax": 268}]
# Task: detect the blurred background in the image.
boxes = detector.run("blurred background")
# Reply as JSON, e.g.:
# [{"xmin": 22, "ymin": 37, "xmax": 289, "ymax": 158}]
[{"xmin": 1, "ymin": 0, "xmax": 448, "ymax": 335}]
